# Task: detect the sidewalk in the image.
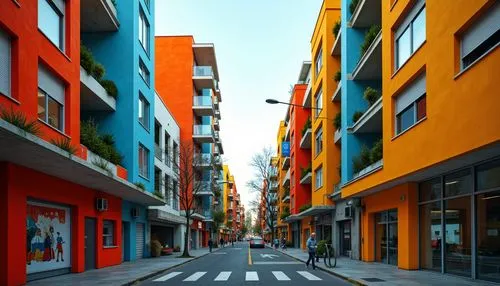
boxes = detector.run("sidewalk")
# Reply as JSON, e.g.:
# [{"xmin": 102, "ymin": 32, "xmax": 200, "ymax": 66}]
[
  {"xmin": 28, "ymin": 247, "xmax": 219, "ymax": 286},
  {"xmin": 271, "ymin": 247, "xmax": 497, "ymax": 286}
]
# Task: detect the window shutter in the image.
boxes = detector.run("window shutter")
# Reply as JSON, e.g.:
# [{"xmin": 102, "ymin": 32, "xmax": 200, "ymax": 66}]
[
  {"xmin": 38, "ymin": 64, "xmax": 65, "ymax": 105},
  {"xmin": 0, "ymin": 29, "xmax": 11, "ymax": 97},
  {"xmin": 461, "ymin": 2, "xmax": 500, "ymax": 58},
  {"xmin": 395, "ymin": 73, "xmax": 426, "ymax": 114}
]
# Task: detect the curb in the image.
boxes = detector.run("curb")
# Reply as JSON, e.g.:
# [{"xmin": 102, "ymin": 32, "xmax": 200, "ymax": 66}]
[
  {"xmin": 124, "ymin": 247, "xmax": 221, "ymax": 286},
  {"xmin": 268, "ymin": 246, "xmax": 367, "ymax": 286}
]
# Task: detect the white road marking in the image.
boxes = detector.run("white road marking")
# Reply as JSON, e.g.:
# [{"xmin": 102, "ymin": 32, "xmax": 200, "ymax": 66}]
[
  {"xmin": 211, "ymin": 252, "xmax": 227, "ymax": 255},
  {"xmin": 232, "ymin": 248, "xmax": 242, "ymax": 250},
  {"xmin": 253, "ymin": 261, "xmax": 302, "ymax": 265},
  {"xmin": 260, "ymin": 254, "xmax": 279, "ymax": 259},
  {"xmin": 183, "ymin": 271, "xmax": 207, "ymax": 281},
  {"xmin": 214, "ymin": 271, "xmax": 232, "ymax": 281},
  {"xmin": 297, "ymin": 271, "xmax": 322, "ymax": 281},
  {"xmin": 245, "ymin": 271, "xmax": 259, "ymax": 281},
  {"xmin": 153, "ymin": 272, "xmax": 182, "ymax": 282},
  {"xmin": 272, "ymin": 271, "xmax": 291, "ymax": 281}
]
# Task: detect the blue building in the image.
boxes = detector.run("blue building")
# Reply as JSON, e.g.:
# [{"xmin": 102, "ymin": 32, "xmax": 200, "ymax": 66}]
[{"xmin": 81, "ymin": 0, "xmax": 156, "ymax": 261}]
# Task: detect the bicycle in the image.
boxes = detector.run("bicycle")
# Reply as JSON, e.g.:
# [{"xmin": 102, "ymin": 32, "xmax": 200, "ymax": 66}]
[{"xmin": 322, "ymin": 243, "xmax": 336, "ymax": 268}]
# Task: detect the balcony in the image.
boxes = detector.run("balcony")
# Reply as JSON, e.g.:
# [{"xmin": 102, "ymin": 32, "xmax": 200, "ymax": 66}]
[
  {"xmin": 193, "ymin": 125, "xmax": 214, "ymax": 143},
  {"xmin": 214, "ymin": 155, "xmax": 223, "ymax": 168},
  {"xmin": 213, "ymin": 145, "xmax": 220, "ymax": 155},
  {"xmin": 349, "ymin": 97, "xmax": 382, "ymax": 134},
  {"xmin": 282, "ymin": 169, "xmax": 291, "ymax": 187},
  {"xmin": 80, "ymin": 66, "xmax": 116, "ymax": 112},
  {"xmin": 193, "ymin": 66, "xmax": 217, "ymax": 90},
  {"xmin": 300, "ymin": 169, "xmax": 312, "ymax": 185},
  {"xmin": 353, "ymin": 159, "xmax": 383, "ymax": 180},
  {"xmin": 154, "ymin": 144, "xmax": 163, "ymax": 161},
  {"xmin": 269, "ymin": 166, "xmax": 278, "ymax": 179},
  {"xmin": 215, "ymin": 109, "xmax": 221, "ymax": 120},
  {"xmin": 203, "ymin": 210, "xmax": 214, "ymax": 222},
  {"xmin": 194, "ymin": 180, "xmax": 214, "ymax": 196},
  {"xmin": 331, "ymin": 82, "xmax": 342, "ymax": 102},
  {"xmin": 352, "ymin": 31, "xmax": 382, "ymax": 81},
  {"xmin": 81, "ymin": 0, "xmax": 119, "ymax": 32},
  {"xmin": 284, "ymin": 123, "xmax": 291, "ymax": 141},
  {"xmin": 193, "ymin": 153, "xmax": 213, "ymax": 170},
  {"xmin": 300, "ymin": 129, "xmax": 312, "ymax": 149},
  {"xmin": 193, "ymin": 96, "xmax": 214, "ymax": 117},
  {"xmin": 213, "ymin": 117, "xmax": 220, "ymax": 131},
  {"xmin": 214, "ymin": 96, "xmax": 220, "ymax": 108},
  {"xmin": 282, "ymin": 195, "xmax": 290, "ymax": 203},
  {"xmin": 349, "ymin": 0, "xmax": 382, "ymax": 28},
  {"xmin": 269, "ymin": 181, "xmax": 279, "ymax": 192},
  {"xmin": 334, "ymin": 129, "xmax": 342, "ymax": 144},
  {"xmin": 281, "ymin": 156, "xmax": 290, "ymax": 170},
  {"xmin": 331, "ymin": 29, "xmax": 341, "ymax": 56},
  {"xmin": 302, "ymin": 82, "xmax": 312, "ymax": 107}
]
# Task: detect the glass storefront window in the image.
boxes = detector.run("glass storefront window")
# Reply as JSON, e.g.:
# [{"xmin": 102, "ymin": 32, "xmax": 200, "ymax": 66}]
[
  {"xmin": 477, "ymin": 159, "xmax": 500, "ymax": 191},
  {"xmin": 419, "ymin": 201, "xmax": 442, "ymax": 271},
  {"xmin": 476, "ymin": 190, "xmax": 500, "ymax": 283},
  {"xmin": 375, "ymin": 210, "xmax": 398, "ymax": 265},
  {"xmin": 445, "ymin": 196, "xmax": 472, "ymax": 277},
  {"xmin": 444, "ymin": 169, "xmax": 472, "ymax": 197},
  {"xmin": 420, "ymin": 178, "xmax": 441, "ymax": 202}
]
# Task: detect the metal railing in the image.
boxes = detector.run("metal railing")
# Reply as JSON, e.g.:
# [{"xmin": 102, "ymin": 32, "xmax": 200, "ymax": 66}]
[
  {"xmin": 193, "ymin": 66, "xmax": 214, "ymax": 77},
  {"xmin": 193, "ymin": 96, "xmax": 213, "ymax": 107},
  {"xmin": 193, "ymin": 125, "xmax": 214, "ymax": 137}
]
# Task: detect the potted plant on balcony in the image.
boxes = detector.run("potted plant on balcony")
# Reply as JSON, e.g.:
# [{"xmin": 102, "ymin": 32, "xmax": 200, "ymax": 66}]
[
  {"xmin": 333, "ymin": 19, "xmax": 341, "ymax": 39},
  {"xmin": 334, "ymin": 112, "xmax": 341, "ymax": 131},
  {"xmin": 364, "ymin": 87, "xmax": 381, "ymax": 106},
  {"xmin": 360, "ymin": 25, "xmax": 381, "ymax": 57},
  {"xmin": 352, "ymin": 111, "xmax": 364, "ymax": 123},
  {"xmin": 334, "ymin": 70, "xmax": 341, "ymax": 83},
  {"xmin": 349, "ymin": 0, "xmax": 360, "ymax": 15}
]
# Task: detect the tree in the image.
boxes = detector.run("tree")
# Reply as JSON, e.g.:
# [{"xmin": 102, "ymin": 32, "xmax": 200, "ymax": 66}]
[
  {"xmin": 243, "ymin": 211, "xmax": 252, "ymax": 237},
  {"xmin": 247, "ymin": 147, "xmax": 278, "ymax": 242},
  {"xmin": 170, "ymin": 140, "xmax": 215, "ymax": 257},
  {"xmin": 211, "ymin": 208, "xmax": 225, "ymax": 243}
]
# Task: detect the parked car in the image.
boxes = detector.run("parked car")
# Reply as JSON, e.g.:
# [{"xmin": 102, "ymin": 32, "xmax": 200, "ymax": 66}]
[{"xmin": 249, "ymin": 237, "xmax": 265, "ymax": 248}]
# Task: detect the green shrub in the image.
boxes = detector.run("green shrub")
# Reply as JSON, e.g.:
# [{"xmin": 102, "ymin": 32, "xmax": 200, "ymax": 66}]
[
  {"xmin": 316, "ymin": 240, "xmax": 327, "ymax": 256},
  {"xmin": 360, "ymin": 25, "xmax": 381, "ymax": 56},
  {"xmin": 151, "ymin": 240, "xmax": 162, "ymax": 257},
  {"xmin": 334, "ymin": 112, "xmax": 341, "ymax": 130},
  {"xmin": 99, "ymin": 79, "xmax": 118, "ymax": 98},
  {"xmin": 0, "ymin": 106, "xmax": 41, "ymax": 136},
  {"xmin": 80, "ymin": 45, "xmax": 95, "ymax": 73},
  {"xmin": 299, "ymin": 203, "xmax": 311, "ymax": 213},
  {"xmin": 135, "ymin": 182, "xmax": 146, "ymax": 191},
  {"xmin": 285, "ymin": 241, "xmax": 293, "ymax": 247},
  {"xmin": 153, "ymin": 190, "xmax": 165, "ymax": 199},
  {"xmin": 100, "ymin": 133, "xmax": 115, "ymax": 146},
  {"xmin": 334, "ymin": 70, "xmax": 341, "ymax": 82},
  {"xmin": 352, "ymin": 111, "xmax": 364, "ymax": 123},
  {"xmin": 364, "ymin": 87, "xmax": 381, "ymax": 106},
  {"xmin": 92, "ymin": 63, "xmax": 105, "ymax": 81},
  {"xmin": 81, "ymin": 119, "xmax": 123, "ymax": 165},
  {"xmin": 50, "ymin": 137, "xmax": 77, "ymax": 155},
  {"xmin": 301, "ymin": 117, "xmax": 312, "ymax": 137},
  {"xmin": 280, "ymin": 211, "xmax": 290, "ymax": 220},
  {"xmin": 370, "ymin": 139, "xmax": 383, "ymax": 163},
  {"xmin": 92, "ymin": 157, "xmax": 112, "ymax": 176},
  {"xmin": 360, "ymin": 145, "xmax": 371, "ymax": 167},
  {"xmin": 349, "ymin": 0, "xmax": 360, "ymax": 14},
  {"xmin": 300, "ymin": 165, "xmax": 312, "ymax": 179},
  {"xmin": 333, "ymin": 20, "xmax": 341, "ymax": 38}
]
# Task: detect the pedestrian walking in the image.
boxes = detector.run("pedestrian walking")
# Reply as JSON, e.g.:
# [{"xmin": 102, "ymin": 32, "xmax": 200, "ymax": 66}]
[
  {"xmin": 231, "ymin": 238, "xmax": 234, "ymax": 247},
  {"xmin": 273, "ymin": 238, "xmax": 279, "ymax": 249},
  {"xmin": 281, "ymin": 236, "xmax": 287, "ymax": 250},
  {"xmin": 208, "ymin": 238, "xmax": 213, "ymax": 252},
  {"xmin": 306, "ymin": 232, "xmax": 317, "ymax": 270},
  {"xmin": 219, "ymin": 238, "xmax": 224, "ymax": 248}
]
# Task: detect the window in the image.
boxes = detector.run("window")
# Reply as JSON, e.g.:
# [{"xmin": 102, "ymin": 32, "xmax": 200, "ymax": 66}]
[
  {"xmin": 0, "ymin": 29, "xmax": 11, "ymax": 97},
  {"xmin": 395, "ymin": 2, "xmax": 426, "ymax": 69},
  {"xmin": 172, "ymin": 180, "xmax": 178, "ymax": 210},
  {"xmin": 315, "ymin": 166, "xmax": 323, "ymax": 190},
  {"xmin": 38, "ymin": 0, "xmax": 65, "ymax": 50},
  {"xmin": 143, "ymin": 0, "xmax": 150, "ymax": 10},
  {"xmin": 38, "ymin": 64, "xmax": 65, "ymax": 131},
  {"xmin": 138, "ymin": 8, "xmax": 150, "ymax": 54},
  {"xmin": 460, "ymin": 2, "xmax": 500, "ymax": 70},
  {"xmin": 138, "ymin": 95, "xmax": 150, "ymax": 130},
  {"xmin": 315, "ymin": 126, "xmax": 323, "ymax": 156},
  {"xmin": 314, "ymin": 87, "xmax": 323, "ymax": 118},
  {"xmin": 138, "ymin": 144, "xmax": 149, "ymax": 179},
  {"xmin": 103, "ymin": 220, "xmax": 115, "ymax": 247},
  {"xmin": 139, "ymin": 58, "xmax": 150, "ymax": 85},
  {"xmin": 165, "ymin": 131, "xmax": 171, "ymax": 167},
  {"xmin": 165, "ymin": 174, "xmax": 171, "ymax": 205},
  {"xmin": 395, "ymin": 73, "xmax": 426, "ymax": 135},
  {"xmin": 314, "ymin": 45, "xmax": 323, "ymax": 76}
]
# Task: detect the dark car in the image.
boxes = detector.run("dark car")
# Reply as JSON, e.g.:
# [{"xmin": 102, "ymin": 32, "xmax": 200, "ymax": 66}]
[{"xmin": 249, "ymin": 237, "xmax": 265, "ymax": 248}]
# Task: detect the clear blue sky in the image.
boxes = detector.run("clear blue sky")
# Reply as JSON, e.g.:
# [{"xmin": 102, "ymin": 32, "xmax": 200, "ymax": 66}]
[{"xmin": 155, "ymin": 0, "xmax": 323, "ymax": 212}]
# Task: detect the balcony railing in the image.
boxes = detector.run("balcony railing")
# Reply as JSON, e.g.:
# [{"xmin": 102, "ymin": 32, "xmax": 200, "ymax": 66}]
[
  {"xmin": 193, "ymin": 125, "xmax": 214, "ymax": 140},
  {"xmin": 193, "ymin": 96, "xmax": 213, "ymax": 107},
  {"xmin": 193, "ymin": 66, "xmax": 214, "ymax": 77},
  {"xmin": 154, "ymin": 144, "xmax": 163, "ymax": 161}
]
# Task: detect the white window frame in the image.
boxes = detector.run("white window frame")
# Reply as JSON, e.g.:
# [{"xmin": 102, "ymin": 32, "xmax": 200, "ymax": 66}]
[
  {"xmin": 38, "ymin": 64, "xmax": 65, "ymax": 132},
  {"xmin": 315, "ymin": 45, "xmax": 323, "ymax": 77},
  {"xmin": 395, "ymin": 73, "xmax": 426, "ymax": 135},
  {"xmin": 0, "ymin": 29, "xmax": 11, "ymax": 97},
  {"xmin": 139, "ymin": 7, "xmax": 150, "ymax": 55},
  {"xmin": 315, "ymin": 166, "xmax": 323, "ymax": 190},
  {"xmin": 394, "ymin": 0, "xmax": 426, "ymax": 70},
  {"xmin": 139, "ymin": 144, "xmax": 150, "ymax": 179},
  {"xmin": 315, "ymin": 125, "xmax": 323, "ymax": 156},
  {"xmin": 103, "ymin": 220, "xmax": 115, "ymax": 247},
  {"xmin": 138, "ymin": 94, "xmax": 150, "ymax": 130},
  {"xmin": 38, "ymin": 0, "xmax": 65, "ymax": 51},
  {"xmin": 314, "ymin": 87, "xmax": 323, "ymax": 118},
  {"xmin": 460, "ymin": 2, "xmax": 500, "ymax": 70},
  {"xmin": 139, "ymin": 58, "xmax": 150, "ymax": 86}
]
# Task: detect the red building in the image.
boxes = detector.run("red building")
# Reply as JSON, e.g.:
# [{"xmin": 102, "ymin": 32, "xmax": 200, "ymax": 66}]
[{"xmin": 0, "ymin": 1, "xmax": 162, "ymax": 284}]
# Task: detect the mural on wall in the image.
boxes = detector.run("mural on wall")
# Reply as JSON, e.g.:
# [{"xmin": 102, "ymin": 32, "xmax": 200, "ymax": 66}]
[{"xmin": 26, "ymin": 201, "xmax": 71, "ymax": 274}]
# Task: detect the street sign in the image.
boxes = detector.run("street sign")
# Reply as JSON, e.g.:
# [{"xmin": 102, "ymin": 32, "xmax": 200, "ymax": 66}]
[
  {"xmin": 282, "ymin": 142, "xmax": 290, "ymax": 157},
  {"xmin": 260, "ymin": 254, "xmax": 279, "ymax": 259}
]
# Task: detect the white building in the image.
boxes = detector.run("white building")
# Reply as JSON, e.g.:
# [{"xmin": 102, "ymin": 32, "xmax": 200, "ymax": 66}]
[{"xmin": 149, "ymin": 92, "xmax": 186, "ymax": 252}]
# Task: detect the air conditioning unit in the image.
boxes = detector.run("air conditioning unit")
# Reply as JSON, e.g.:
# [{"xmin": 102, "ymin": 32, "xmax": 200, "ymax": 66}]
[
  {"xmin": 344, "ymin": 205, "xmax": 352, "ymax": 218},
  {"xmin": 131, "ymin": 208, "xmax": 140, "ymax": 218},
  {"xmin": 96, "ymin": 198, "xmax": 108, "ymax": 211}
]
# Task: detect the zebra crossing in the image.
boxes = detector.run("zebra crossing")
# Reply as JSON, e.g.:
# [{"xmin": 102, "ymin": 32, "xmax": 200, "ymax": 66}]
[{"xmin": 152, "ymin": 270, "xmax": 323, "ymax": 282}]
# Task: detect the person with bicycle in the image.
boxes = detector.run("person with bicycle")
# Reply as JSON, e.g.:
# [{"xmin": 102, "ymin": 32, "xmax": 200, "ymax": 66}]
[{"xmin": 306, "ymin": 232, "xmax": 317, "ymax": 270}]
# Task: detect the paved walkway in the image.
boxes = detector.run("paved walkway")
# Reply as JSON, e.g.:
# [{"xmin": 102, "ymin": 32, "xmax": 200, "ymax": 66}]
[
  {"xmin": 28, "ymin": 247, "xmax": 220, "ymax": 286},
  {"xmin": 271, "ymin": 247, "xmax": 497, "ymax": 286}
]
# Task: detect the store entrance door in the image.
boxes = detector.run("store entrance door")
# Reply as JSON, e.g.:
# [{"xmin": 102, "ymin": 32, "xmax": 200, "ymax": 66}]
[
  {"xmin": 375, "ymin": 210, "xmax": 398, "ymax": 265},
  {"xmin": 339, "ymin": 220, "xmax": 351, "ymax": 256}
]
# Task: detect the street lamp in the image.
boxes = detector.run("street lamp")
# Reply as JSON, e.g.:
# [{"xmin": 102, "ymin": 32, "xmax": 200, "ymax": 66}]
[{"xmin": 265, "ymin": 98, "xmax": 321, "ymax": 110}]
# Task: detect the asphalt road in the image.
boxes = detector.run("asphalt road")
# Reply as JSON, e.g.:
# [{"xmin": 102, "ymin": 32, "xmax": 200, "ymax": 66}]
[{"xmin": 140, "ymin": 242, "xmax": 352, "ymax": 285}]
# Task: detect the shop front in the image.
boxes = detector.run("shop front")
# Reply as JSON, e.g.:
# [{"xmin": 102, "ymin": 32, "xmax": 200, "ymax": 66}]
[{"xmin": 332, "ymin": 198, "xmax": 360, "ymax": 259}]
